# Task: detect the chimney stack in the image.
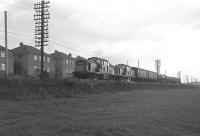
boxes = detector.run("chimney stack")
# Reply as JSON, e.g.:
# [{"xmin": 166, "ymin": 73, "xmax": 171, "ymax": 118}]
[{"xmin": 20, "ymin": 42, "xmax": 23, "ymax": 47}]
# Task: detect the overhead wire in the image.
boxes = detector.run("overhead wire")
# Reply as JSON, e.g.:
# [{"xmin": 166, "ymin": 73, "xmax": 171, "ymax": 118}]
[
  {"xmin": 49, "ymin": 40, "xmax": 91, "ymax": 57},
  {"xmin": 50, "ymin": 36, "xmax": 93, "ymax": 55},
  {"xmin": 0, "ymin": 30, "xmax": 92, "ymax": 57},
  {"xmin": 0, "ymin": 1, "xmax": 93, "ymax": 58}
]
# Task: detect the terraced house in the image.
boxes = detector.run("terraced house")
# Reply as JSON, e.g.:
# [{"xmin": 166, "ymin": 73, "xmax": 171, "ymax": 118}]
[
  {"xmin": 12, "ymin": 42, "xmax": 55, "ymax": 78},
  {"xmin": 51, "ymin": 50, "xmax": 75, "ymax": 78},
  {"xmin": 0, "ymin": 45, "xmax": 14, "ymax": 77}
]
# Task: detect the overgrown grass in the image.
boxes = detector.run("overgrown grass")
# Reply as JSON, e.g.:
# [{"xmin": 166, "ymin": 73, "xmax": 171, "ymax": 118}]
[
  {"xmin": 1, "ymin": 88, "xmax": 200, "ymax": 136},
  {"xmin": 0, "ymin": 78, "xmax": 197, "ymax": 100}
]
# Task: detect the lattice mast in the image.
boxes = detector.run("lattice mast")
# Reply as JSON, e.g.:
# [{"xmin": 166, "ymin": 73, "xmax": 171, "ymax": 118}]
[{"xmin": 34, "ymin": 0, "xmax": 50, "ymax": 79}]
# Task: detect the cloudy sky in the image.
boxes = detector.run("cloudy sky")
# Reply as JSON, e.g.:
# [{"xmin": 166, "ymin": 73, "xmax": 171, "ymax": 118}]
[{"xmin": 0, "ymin": 0, "xmax": 200, "ymax": 82}]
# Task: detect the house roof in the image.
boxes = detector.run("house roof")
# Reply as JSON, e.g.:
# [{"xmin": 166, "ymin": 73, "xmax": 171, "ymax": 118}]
[
  {"xmin": 75, "ymin": 56, "xmax": 87, "ymax": 61},
  {"xmin": 75, "ymin": 56, "xmax": 86, "ymax": 60},
  {"xmin": 0, "ymin": 45, "xmax": 12, "ymax": 52},
  {"xmin": 12, "ymin": 43, "xmax": 49, "ymax": 56},
  {"xmin": 51, "ymin": 50, "xmax": 74, "ymax": 60},
  {"xmin": 0, "ymin": 45, "xmax": 5, "ymax": 50}
]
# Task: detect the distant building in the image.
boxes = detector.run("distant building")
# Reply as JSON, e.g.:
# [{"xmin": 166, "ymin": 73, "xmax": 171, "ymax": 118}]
[
  {"xmin": 0, "ymin": 45, "xmax": 14, "ymax": 77},
  {"xmin": 12, "ymin": 42, "xmax": 55, "ymax": 78},
  {"xmin": 51, "ymin": 50, "xmax": 75, "ymax": 78},
  {"xmin": 88, "ymin": 57, "xmax": 109, "ymax": 73}
]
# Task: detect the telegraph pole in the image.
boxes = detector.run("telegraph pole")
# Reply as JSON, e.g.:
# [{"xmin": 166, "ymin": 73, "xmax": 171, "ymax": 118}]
[
  {"xmin": 138, "ymin": 59, "xmax": 140, "ymax": 77},
  {"xmin": 34, "ymin": 0, "xmax": 50, "ymax": 79},
  {"xmin": 4, "ymin": 11, "xmax": 8, "ymax": 78}
]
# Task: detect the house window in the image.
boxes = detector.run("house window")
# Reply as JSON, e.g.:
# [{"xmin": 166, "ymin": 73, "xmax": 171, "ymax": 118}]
[
  {"xmin": 39, "ymin": 56, "xmax": 41, "ymax": 61},
  {"xmin": 0, "ymin": 51, "xmax": 5, "ymax": 58},
  {"xmin": 43, "ymin": 56, "xmax": 45, "ymax": 61},
  {"xmin": 33, "ymin": 66, "xmax": 38, "ymax": 71},
  {"xmin": 34, "ymin": 55, "xmax": 37, "ymax": 61},
  {"xmin": 66, "ymin": 59, "xmax": 69, "ymax": 64},
  {"xmin": 47, "ymin": 57, "xmax": 50, "ymax": 63},
  {"xmin": 66, "ymin": 68, "xmax": 68, "ymax": 73},
  {"xmin": 46, "ymin": 67, "xmax": 50, "ymax": 73},
  {"xmin": 69, "ymin": 69, "xmax": 72, "ymax": 73},
  {"xmin": 1, "ymin": 63, "xmax": 5, "ymax": 71}
]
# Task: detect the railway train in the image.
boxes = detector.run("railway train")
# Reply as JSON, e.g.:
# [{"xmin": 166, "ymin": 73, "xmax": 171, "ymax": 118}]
[{"xmin": 73, "ymin": 57, "xmax": 181, "ymax": 84}]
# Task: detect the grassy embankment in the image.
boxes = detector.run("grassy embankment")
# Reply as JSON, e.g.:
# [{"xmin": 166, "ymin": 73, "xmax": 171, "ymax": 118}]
[{"xmin": 0, "ymin": 77, "xmax": 197, "ymax": 100}]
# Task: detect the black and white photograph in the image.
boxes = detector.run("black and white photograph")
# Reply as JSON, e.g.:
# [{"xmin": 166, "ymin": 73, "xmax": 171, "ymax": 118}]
[{"xmin": 0, "ymin": 0, "xmax": 200, "ymax": 135}]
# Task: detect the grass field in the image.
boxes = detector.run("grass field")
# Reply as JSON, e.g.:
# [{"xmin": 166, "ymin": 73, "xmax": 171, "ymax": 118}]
[{"xmin": 0, "ymin": 88, "xmax": 200, "ymax": 136}]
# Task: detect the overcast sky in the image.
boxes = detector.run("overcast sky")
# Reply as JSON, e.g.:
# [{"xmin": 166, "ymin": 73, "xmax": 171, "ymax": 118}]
[{"xmin": 0, "ymin": 0, "xmax": 200, "ymax": 82}]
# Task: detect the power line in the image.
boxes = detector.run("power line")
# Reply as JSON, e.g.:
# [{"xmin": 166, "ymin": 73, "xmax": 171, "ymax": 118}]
[
  {"xmin": 49, "ymin": 40, "xmax": 91, "ymax": 57},
  {"xmin": 0, "ymin": 30, "xmax": 92, "ymax": 57},
  {"xmin": 0, "ymin": 31, "xmax": 33, "ymax": 38},
  {"xmin": 50, "ymin": 36, "xmax": 93, "ymax": 55}
]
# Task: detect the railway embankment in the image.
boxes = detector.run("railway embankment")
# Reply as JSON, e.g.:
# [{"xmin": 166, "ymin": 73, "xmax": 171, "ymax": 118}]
[{"xmin": 0, "ymin": 78, "xmax": 197, "ymax": 100}]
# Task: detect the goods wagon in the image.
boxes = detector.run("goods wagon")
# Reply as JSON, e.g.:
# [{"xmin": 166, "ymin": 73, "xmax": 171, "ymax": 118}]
[
  {"xmin": 158, "ymin": 75, "xmax": 180, "ymax": 84},
  {"xmin": 138, "ymin": 69, "xmax": 149, "ymax": 79},
  {"xmin": 148, "ymin": 71, "xmax": 158, "ymax": 82},
  {"xmin": 74, "ymin": 57, "xmax": 180, "ymax": 84},
  {"xmin": 132, "ymin": 67, "xmax": 148, "ymax": 81},
  {"xmin": 158, "ymin": 74, "xmax": 167, "ymax": 83},
  {"xmin": 167, "ymin": 76, "xmax": 180, "ymax": 84}
]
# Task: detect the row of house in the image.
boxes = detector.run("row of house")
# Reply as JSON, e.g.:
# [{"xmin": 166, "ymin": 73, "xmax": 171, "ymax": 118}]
[
  {"xmin": 0, "ymin": 45, "xmax": 14, "ymax": 77},
  {"xmin": 0, "ymin": 42, "xmax": 76, "ymax": 78},
  {"xmin": 0, "ymin": 42, "xmax": 135, "ymax": 78}
]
